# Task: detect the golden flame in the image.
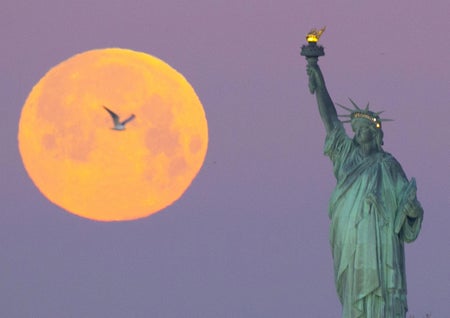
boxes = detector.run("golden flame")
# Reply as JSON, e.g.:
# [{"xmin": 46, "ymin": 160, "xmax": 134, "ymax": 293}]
[{"xmin": 306, "ymin": 26, "xmax": 326, "ymax": 43}]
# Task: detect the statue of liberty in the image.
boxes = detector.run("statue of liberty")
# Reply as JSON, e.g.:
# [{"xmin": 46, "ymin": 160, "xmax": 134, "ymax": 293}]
[{"xmin": 302, "ymin": 28, "xmax": 424, "ymax": 317}]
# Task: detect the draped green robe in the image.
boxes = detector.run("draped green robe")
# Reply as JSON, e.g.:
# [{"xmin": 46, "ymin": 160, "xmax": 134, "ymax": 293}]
[{"xmin": 324, "ymin": 124, "xmax": 423, "ymax": 318}]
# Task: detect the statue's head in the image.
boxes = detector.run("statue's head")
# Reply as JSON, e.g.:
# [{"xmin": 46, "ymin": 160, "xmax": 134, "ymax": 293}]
[
  {"xmin": 337, "ymin": 98, "xmax": 392, "ymax": 151},
  {"xmin": 351, "ymin": 117, "xmax": 384, "ymax": 151}
]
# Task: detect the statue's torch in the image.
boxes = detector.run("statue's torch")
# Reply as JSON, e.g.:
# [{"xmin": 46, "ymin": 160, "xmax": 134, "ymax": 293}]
[{"xmin": 300, "ymin": 27, "xmax": 326, "ymax": 66}]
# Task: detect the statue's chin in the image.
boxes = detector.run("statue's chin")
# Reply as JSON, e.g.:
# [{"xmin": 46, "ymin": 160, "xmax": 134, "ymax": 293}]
[{"xmin": 358, "ymin": 142, "xmax": 378, "ymax": 155}]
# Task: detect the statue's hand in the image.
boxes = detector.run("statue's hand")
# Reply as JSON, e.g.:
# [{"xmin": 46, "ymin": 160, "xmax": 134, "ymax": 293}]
[
  {"xmin": 400, "ymin": 179, "xmax": 423, "ymax": 218},
  {"xmin": 404, "ymin": 197, "xmax": 422, "ymax": 218},
  {"xmin": 306, "ymin": 64, "xmax": 323, "ymax": 95}
]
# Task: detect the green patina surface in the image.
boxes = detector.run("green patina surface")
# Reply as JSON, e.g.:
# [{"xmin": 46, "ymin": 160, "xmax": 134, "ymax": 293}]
[{"xmin": 305, "ymin": 56, "xmax": 423, "ymax": 318}]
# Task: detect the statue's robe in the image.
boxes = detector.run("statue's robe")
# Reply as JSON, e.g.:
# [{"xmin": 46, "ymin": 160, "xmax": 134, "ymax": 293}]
[{"xmin": 324, "ymin": 124, "xmax": 423, "ymax": 318}]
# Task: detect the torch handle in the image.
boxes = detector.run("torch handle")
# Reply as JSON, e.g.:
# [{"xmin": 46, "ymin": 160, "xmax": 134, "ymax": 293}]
[
  {"xmin": 306, "ymin": 57, "xmax": 319, "ymax": 66},
  {"xmin": 306, "ymin": 57, "xmax": 319, "ymax": 94}
]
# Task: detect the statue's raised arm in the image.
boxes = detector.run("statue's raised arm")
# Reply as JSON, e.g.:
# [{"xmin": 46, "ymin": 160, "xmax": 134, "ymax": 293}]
[
  {"xmin": 300, "ymin": 27, "xmax": 339, "ymax": 134},
  {"xmin": 306, "ymin": 62, "xmax": 339, "ymax": 134}
]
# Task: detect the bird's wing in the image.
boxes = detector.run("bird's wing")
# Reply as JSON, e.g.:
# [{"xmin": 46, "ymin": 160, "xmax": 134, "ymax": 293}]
[
  {"xmin": 103, "ymin": 106, "xmax": 120, "ymax": 125},
  {"xmin": 121, "ymin": 114, "xmax": 136, "ymax": 125}
]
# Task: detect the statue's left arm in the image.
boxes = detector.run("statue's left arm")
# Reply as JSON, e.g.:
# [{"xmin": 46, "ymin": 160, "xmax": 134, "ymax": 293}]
[{"xmin": 395, "ymin": 178, "xmax": 424, "ymax": 242}]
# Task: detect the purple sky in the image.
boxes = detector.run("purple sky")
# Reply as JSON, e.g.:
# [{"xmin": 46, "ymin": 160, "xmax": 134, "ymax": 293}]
[{"xmin": 2, "ymin": 1, "xmax": 449, "ymax": 317}]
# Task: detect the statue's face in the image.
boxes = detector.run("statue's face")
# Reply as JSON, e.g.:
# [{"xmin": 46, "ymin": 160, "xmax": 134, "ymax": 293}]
[{"xmin": 352, "ymin": 119, "xmax": 375, "ymax": 146}]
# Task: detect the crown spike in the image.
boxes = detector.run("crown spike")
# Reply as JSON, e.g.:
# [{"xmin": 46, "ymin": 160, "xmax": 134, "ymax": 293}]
[
  {"xmin": 348, "ymin": 98, "xmax": 361, "ymax": 110},
  {"xmin": 365, "ymin": 102, "xmax": 370, "ymax": 111},
  {"xmin": 336, "ymin": 103, "xmax": 354, "ymax": 113},
  {"xmin": 338, "ymin": 114, "xmax": 352, "ymax": 118},
  {"xmin": 381, "ymin": 118, "xmax": 394, "ymax": 122}
]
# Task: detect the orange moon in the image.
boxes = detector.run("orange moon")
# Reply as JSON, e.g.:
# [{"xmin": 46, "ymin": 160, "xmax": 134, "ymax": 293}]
[{"xmin": 18, "ymin": 48, "xmax": 208, "ymax": 221}]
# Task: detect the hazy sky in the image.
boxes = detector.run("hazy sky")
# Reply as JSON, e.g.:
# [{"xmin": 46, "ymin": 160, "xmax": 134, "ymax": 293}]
[{"xmin": 2, "ymin": 1, "xmax": 449, "ymax": 317}]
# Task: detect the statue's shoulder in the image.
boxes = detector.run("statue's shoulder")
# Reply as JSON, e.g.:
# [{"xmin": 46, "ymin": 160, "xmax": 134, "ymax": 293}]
[
  {"xmin": 380, "ymin": 150, "xmax": 394, "ymax": 159},
  {"xmin": 379, "ymin": 151, "xmax": 407, "ymax": 176},
  {"xmin": 380, "ymin": 151, "xmax": 398, "ymax": 165},
  {"xmin": 324, "ymin": 123, "xmax": 352, "ymax": 159}
]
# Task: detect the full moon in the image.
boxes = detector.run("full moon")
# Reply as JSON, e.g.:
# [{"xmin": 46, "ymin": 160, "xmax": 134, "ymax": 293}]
[{"xmin": 18, "ymin": 48, "xmax": 208, "ymax": 221}]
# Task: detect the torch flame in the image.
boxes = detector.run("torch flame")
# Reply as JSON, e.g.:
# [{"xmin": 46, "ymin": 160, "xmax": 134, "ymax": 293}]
[{"xmin": 306, "ymin": 26, "xmax": 326, "ymax": 43}]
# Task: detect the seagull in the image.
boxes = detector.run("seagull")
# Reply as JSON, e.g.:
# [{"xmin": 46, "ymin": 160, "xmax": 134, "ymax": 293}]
[{"xmin": 103, "ymin": 106, "xmax": 135, "ymax": 130}]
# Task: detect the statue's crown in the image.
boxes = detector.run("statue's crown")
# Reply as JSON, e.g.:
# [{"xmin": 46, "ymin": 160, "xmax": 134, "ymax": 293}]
[{"xmin": 337, "ymin": 98, "xmax": 393, "ymax": 129}]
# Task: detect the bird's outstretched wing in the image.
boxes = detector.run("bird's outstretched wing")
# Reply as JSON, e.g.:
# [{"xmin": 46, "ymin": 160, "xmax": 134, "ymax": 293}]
[
  {"xmin": 121, "ymin": 114, "xmax": 136, "ymax": 125},
  {"xmin": 103, "ymin": 106, "xmax": 120, "ymax": 126}
]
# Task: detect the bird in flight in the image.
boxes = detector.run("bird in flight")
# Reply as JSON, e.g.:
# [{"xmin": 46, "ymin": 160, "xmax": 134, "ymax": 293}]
[{"xmin": 103, "ymin": 106, "xmax": 135, "ymax": 130}]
